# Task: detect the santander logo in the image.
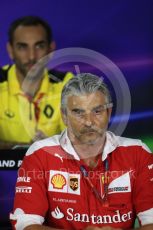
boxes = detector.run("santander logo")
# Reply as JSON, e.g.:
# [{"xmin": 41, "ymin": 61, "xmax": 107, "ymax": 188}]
[
  {"xmin": 51, "ymin": 207, "xmax": 64, "ymax": 219},
  {"xmin": 51, "ymin": 207, "xmax": 132, "ymax": 224}
]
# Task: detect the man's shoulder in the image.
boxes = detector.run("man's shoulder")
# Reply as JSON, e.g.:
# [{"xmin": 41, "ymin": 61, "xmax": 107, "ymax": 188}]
[
  {"xmin": 108, "ymin": 131, "xmax": 151, "ymax": 153},
  {"xmin": 115, "ymin": 134, "xmax": 151, "ymax": 153},
  {"xmin": 117, "ymin": 135, "xmax": 142, "ymax": 146},
  {"xmin": 47, "ymin": 69, "xmax": 73, "ymax": 83},
  {"xmin": 25, "ymin": 134, "xmax": 61, "ymax": 157}
]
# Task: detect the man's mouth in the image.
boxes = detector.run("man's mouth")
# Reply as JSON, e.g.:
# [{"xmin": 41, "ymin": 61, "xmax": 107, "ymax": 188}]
[{"xmin": 81, "ymin": 130, "xmax": 96, "ymax": 134}]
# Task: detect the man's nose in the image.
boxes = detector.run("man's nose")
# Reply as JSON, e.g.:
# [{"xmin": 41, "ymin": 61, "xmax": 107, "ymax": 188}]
[
  {"xmin": 84, "ymin": 113, "xmax": 93, "ymax": 127},
  {"xmin": 28, "ymin": 47, "xmax": 37, "ymax": 61}
]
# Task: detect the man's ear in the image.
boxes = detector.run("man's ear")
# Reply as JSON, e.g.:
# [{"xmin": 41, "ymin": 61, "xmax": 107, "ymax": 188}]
[
  {"xmin": 108, "ymin": 107, "xmax": 112, "ymax": 122},
  {"xmin": 49, "ymin": 41, "xmax": 56, "ymax": 52},
  {"xmin": 6, "ymin": 42, "xmax": 14, "ymax": 60},
  {"xmin": 61, "ymin": 108, "xmax": 68, "ymax": 126}
]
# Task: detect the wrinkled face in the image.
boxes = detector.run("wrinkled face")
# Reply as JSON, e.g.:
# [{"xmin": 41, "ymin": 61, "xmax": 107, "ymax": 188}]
[
  {"xmin": 7, "ymin": 25, "xmax": 53, "ymax": 77},
  {"xmin": 63, "ymin": 91, "xmax": 112, "ymax": 145}
]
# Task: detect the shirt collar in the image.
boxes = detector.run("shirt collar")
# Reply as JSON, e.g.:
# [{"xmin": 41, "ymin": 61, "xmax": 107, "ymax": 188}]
[
  {"xmin": 34, "ymin": 69, "xmax": 49, "ymax": 95},
  {"xmin": 8, "ymin": 65, "xmax": 49, "ymax": 96},
  {"xmin": 8, "ymin": 65, "xmax": 21, "ymax": 95},
  {"xmin": 60, "ymin": 130, "xmax": 80, "ymax": 160},
  {"xmin": 59, "ymin": 129, "xmax": 119, "ymax": 161},
  {"xmin": 102, "ymin": 131, "xmax": 119, "ymax": 161}
]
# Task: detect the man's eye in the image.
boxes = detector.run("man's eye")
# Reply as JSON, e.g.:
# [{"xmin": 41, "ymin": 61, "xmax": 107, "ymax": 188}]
[
  {"xmin": 72, "ymin": 110, "xmax": 84, "ymax": 116},
  {"xmin": 94, "ymin": 110, "xmax": 101, "ymax": 114},
  {"xmin": 35, "ymin": 43, "xmax": 46, "ymax": 49},
  {"xmin": 75, "ymin": 111, "xmax": 83, "ymax": 115},
  {"xmin": 17, "ymin": 45, "xmax": 27, "ymax": 50},
  {"xmin": 93, "ymin": 109, "xmax": 104, "ymax": 114}
]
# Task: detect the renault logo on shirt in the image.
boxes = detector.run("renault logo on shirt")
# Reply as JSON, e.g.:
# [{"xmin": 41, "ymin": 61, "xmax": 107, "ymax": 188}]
[{"xmin": 44, "ymin": 104, "xmax": 54, "ymax": 118}]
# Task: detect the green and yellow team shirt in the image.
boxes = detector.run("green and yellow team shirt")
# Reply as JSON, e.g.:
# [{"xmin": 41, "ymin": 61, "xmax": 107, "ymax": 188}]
[{"xmin": 0, "ymin": 65, "xmax": 73, "ymax": 143}]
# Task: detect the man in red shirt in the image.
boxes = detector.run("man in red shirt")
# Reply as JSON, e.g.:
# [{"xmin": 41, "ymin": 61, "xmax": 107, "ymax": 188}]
[{"xmin": 10, "ymin": 73, "xmax": 153, "ymax": 230}]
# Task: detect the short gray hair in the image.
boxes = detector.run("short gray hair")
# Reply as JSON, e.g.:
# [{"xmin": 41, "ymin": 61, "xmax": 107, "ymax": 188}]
[{"xmin": 61, "ymin": 73, "xmax": 112, "ymax": 112}]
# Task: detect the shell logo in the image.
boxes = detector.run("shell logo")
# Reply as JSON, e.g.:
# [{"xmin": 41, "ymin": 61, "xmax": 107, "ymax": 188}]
[{"xmin": 51, "ymin": 174, "xmax": 66, "ymax": 189}]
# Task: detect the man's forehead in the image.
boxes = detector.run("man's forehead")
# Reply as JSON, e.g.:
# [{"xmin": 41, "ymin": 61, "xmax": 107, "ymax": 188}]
[
  {"xmin": 13, "ymin": 25, "xmax": 47, "ymax": 42},
  {"xmin": 67, "ymin": 92, "xmax": 106, "ymax": 107}
]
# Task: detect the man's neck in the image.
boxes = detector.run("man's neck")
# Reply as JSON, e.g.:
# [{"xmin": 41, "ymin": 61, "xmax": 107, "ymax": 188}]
[
  {"xmin": 71, "ymin": 134, "xmax": 106, "ymax": 168},
  {"xmin": 16, "ymin": 68, "xmax": 25, "ymax": 86},
  {"xmin": 16, "ymin": 68, "xmax": 43, "ymax": 98}
]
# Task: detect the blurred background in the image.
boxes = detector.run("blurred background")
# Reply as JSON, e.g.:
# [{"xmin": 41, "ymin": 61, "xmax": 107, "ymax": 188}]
[{"xmin": 0, "ymin": 0, "xmax": 153, "ymax": 228}]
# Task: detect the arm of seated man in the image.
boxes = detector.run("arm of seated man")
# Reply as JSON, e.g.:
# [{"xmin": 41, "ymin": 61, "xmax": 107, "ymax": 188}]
[
  {"xmin": 84, "ymin": 224, "xmax": 153, "ymax": 230},
  {"xmin": 24, "ymin": 224, "xmax": 62, "ymax": 230},
  {"xmin": 23, "ymin": 223, "xmax": 153, "ymax": 230}
]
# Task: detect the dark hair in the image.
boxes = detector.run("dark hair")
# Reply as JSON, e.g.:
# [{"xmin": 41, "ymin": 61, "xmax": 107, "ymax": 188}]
[{"xmin": 8, "ymin": 15, "xmax": 52, "ymax": 45}]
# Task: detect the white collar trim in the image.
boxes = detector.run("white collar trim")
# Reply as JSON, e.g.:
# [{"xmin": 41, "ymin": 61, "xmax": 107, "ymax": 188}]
[{"xmin": 59, "ymin": 130, "xmax": 118, "ymax": 161}]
